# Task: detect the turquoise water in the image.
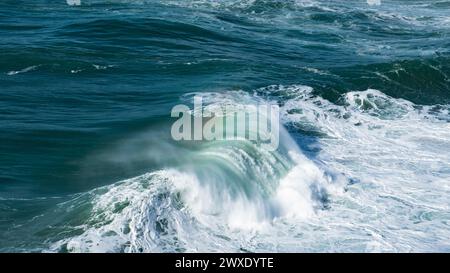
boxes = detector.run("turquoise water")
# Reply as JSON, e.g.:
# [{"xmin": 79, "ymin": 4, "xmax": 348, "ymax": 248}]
[{"xmin": 0, "ymin": 0, "xmax": 449, "ymax": 252}]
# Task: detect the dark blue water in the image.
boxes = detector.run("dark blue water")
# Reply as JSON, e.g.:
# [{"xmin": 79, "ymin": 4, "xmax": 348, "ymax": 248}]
[{"xmin": 1, "ymin": 0, "xmax": 449, "ymax": 252}]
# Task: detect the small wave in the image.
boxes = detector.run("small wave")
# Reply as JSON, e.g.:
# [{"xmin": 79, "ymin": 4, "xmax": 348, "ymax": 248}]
[
  {"xmin": 67, "ymin": 0, "xmax": 81, "ymax": 6},
  {"xmin": 6, "ymin": 65, "xmax": 39, "ymax": 76},
  {"xmin": 301, "ymin": 66, "xmax": 332, "ymax": 76},
  {"xmin": 70, "ymin": 69, "xmax": 84, "ymax": 74},
  {"xmin": 92, "ymin": 64, "xmax": 115, "ymax": 70}
]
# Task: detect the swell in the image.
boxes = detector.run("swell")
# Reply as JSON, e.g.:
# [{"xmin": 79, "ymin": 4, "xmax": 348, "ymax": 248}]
[
  {"xmin": 3, "ymin": 2, "xmax": 449, "ymax": 102},
  {"xmin": 58, "ymin": 18, "xmax": 240, "ymax": 43},
  {"xmin": 313, "ymin": 56, "xmax": 450, "ymax": 105}
]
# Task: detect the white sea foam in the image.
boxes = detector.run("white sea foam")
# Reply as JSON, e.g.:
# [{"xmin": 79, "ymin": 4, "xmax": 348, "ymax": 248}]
[
  {"xmin": 269, "ymin": 85, "xmax": 450, "ymax": 251},
  {"xmin": 367, "ymin": 0, "xmax": 381, "ymax": 6}
]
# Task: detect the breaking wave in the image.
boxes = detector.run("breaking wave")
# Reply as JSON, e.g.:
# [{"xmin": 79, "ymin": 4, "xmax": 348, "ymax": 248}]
[{"xmin": 50, "ymin": 86, "xmax": 450, "ymax": 252}]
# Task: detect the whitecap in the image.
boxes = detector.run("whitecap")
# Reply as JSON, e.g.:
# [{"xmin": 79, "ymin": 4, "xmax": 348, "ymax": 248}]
[
  {"xmin": 7, "ymin": 65, "xmax": 39, "ymax": 76},
  {"xmin": 67, "ymin": 0, "xmax": 81, "ymax": 6}
]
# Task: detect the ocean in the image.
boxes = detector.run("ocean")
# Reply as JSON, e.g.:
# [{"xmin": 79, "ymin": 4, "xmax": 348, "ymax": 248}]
[{"xmin": 0, "ymin": 0, "xmax": 449, "ymax": 252}]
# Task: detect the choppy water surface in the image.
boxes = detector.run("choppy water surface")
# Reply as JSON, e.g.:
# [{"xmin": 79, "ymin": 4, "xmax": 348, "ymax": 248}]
[{"xmin": 0, "ymin": 0, "xmax": 449, "ymax": 252}]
